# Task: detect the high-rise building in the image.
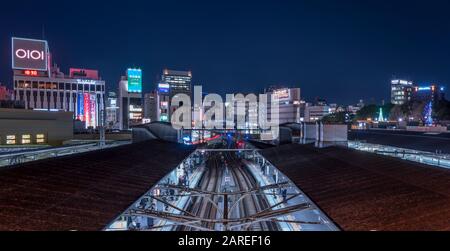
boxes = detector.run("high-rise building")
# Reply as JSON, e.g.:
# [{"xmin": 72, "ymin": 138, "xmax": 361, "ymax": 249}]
[
  {"xmin": 106, "ymin": 92, "xmax": 119, "ymax": 130},
  {"xmin": 157, "ymin": 69, "xmax": 192, "ymax": 122},
  {"xmin": 118, "ymin": 69, "xmax": 143, "ymax": 130},
  {"xmin": 144, "ymin": 91, "xmax": 159, "ymax": 123},
  {"xmin": 162, "ymin": 69, "xmax": 192, "ymax": 98},
  {"xmin": 391, "ymin": 79, "xmax": 414, "ymax": 105}
]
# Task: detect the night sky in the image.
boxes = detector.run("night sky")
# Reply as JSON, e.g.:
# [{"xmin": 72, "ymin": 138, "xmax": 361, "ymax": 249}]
[{"xmin": 1, "ymin": 0, "xmax": 450, "ymax": 105}]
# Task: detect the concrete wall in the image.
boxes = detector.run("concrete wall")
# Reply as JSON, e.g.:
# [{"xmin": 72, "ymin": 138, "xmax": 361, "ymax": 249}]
[
  {"xmin": 303, "ymin": 123, "xmax": 317, "ymax": 140},
  {"xmin": 320, "ymin": 124, "xmax": 348, "ymax": 142},
  {"xmin": 0, "ymin": 108, "xmax": 73, "ymax": 146}
]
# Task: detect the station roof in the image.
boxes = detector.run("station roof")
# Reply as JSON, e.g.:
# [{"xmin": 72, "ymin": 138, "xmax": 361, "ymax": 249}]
[
  {"xmin": 349, "ymin": 130, "xmax": 450, "ymax": 154},
  {"xmin": 261, "ymin": 144, "xmax": 450, "ymax": 231},
  {"xmin": 0, "ymin": 140, "xmax": 194, "ymax": 231}
]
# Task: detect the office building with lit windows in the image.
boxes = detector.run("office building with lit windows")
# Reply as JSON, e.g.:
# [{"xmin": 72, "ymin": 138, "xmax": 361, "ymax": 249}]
[
  {"xmin": 157, "ymin": 69, "xmax": 192, "ymax": 122},
  {"xmin": 13, "ymin": 67, "xmax": 106, "ymax": 128},
  {"xmin": 304, "ymin": 104, "xmax": 331, "ymax": 122},
  {"xmin": 391, "ymin": 79, "xmax": 414, "ymax": 105}
]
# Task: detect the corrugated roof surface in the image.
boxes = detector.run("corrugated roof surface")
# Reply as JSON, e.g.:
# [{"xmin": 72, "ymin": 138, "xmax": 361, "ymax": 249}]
[
  {"xmin": 261, "ymin": 144, "xmax": 450, "ymax": 231},
  {"xmin": 0, "ymin": 140, "xmax": 194, "ymax": 231}
]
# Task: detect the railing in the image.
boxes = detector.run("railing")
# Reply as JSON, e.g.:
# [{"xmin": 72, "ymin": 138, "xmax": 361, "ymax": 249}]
[
  {"xmin": 348, "ymin": 141, "xmax": 450, "ymax": 169},
  {"xmin": 0, "ymin": 141, "xmax": 131, "ymax": 168}
]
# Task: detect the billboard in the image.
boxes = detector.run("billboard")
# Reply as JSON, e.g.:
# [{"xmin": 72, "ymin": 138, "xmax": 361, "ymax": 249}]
[
  {"xmin": 127, "ymin": 68, "xmax": 142, "ymax": 93},
  {"xmin": 12, "ymin": 37, "xmax": 48, "ymax": 71},
  {"xmin": 273, "ymin": 88, "xmax": 290, "ymax": 101},
  {"xmin": 158, "ymin": 83, "xmax": 170, "ymax": 93},
  {"xmin": 84, "ymin": 93, "xmax": 90, "ymax": 125},
  {"xmin": 89, "ymin": 94, "xmax": 97, "ymax": 128},
  {"xmin": 77, "ymin": 93, "xmax": 85, "ymax": 120}
]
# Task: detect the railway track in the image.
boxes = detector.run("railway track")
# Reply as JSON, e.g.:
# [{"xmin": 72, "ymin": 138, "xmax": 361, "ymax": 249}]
[
  {"xmin": 177, "ymin": 149, "xmax": 224, "ymax": 231},
  {"xmin": 176, "ymin": 142, "xmax": 278, "ymax": 231},
  {"xmin": 225, "ymin": 151, "xmax": 278, "ymax": 231}
]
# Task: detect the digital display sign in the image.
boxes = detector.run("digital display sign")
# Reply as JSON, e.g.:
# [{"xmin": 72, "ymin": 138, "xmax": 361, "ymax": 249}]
[
  {"xmin": 24, "ymin": 70, "xmax": 38, "ymax": 76},
  {"xmin": 158, "ymin": 83, "xmax": 170, "ymax": 93},
  {"xmin": 77, "ymin": 93, "xmax": 97, "ymax": 128},
  {"xmin": 127, "ymin": 68, "xmax": 142, "ymax": 93},
  {"xmin": 12, "ymin": 37, "xmax": 48, "ymax": 71},
  {"xmin": 77, "ymin": 93, "xmax": 85, "ymax": 120}
]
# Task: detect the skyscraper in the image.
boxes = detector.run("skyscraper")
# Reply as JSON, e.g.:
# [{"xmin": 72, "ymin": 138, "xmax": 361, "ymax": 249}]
[
  {"xmin": 158, "ymin": 69, "xmax": 192, "ymax": 122},
  {"xmin": 162, "ymin": 69, "xmax": 192, "ymax": 98}
]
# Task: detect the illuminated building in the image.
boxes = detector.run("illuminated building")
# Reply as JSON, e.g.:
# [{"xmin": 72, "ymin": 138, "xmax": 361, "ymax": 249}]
[
  {"xmin": 156, "ymin": 82, "xmax": 171, "ymax": 122},
  {"xmin": 11, "ymin": 37, "xmax": 105, "ymax": 129},
  {"xmin": 159, "ymin": 69, "xmax": 192, "ymax": 121},
  {"xmin": 13, "ymin": 66, "xmax": 105, "ymax": 129},
  {"xmin": 162, "ymin": 69, "xmax": 192, "ymax": 98},
  {"xmin": 391, "ymin": 79, "xmax": 414, "ymax": 105},
  {"xmin": 118, "ymin": 69, "xmax": 143, "ymax": 130},
  {"xmin": 304, "ymin": 103, "xmax": 331, "ymax": 122},
  {"xmin": 265, "ymin": 87, "xmax": 301, "ymax": 124},
  {"xmin": 106, "ymin": 92, "xmax": 119, "ymax": 129}
]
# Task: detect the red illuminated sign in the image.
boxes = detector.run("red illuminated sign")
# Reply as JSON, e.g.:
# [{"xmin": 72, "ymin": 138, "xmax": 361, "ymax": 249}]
[
  {"xmin": 84, "ymin": 93, "xmax": 90, "ymax": 125},
  {"xmin": 24, "ymin": 70, "xmax": 38, "ymax": 76}
]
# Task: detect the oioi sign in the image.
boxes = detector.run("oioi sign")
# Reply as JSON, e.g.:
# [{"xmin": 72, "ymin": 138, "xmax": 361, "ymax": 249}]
[{"xmin": 12, "ymin": 37, "xmax": 49, "ymax": 71}]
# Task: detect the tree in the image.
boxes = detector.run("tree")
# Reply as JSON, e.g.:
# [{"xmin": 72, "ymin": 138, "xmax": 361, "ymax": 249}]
[
  {"xmin": 356, "ymin": 104, "xmax": 378, "ymax": 120},
  {"xmin": 322, "ymin": 112, "xmax": 349, "ymax": 124},
  {"xmin": 389, "ymin": 105, "xmax": 406, "ymax": 121},
  {"xmin": 435, "ymin": 99, "xmax": 450, "ymax": 121}
]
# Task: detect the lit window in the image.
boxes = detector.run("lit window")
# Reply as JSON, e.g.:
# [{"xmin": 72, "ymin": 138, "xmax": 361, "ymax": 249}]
[
  {"xmin": 6, "ymin": 135, "xmax": 16, "ymax": 145},
  {"xmin": 22, "ymin": 135, "xmax": 31, "ymax": 144},
  {"xmin": 36, "ymin": 134, "xmax": 45, "ymax": 144}
]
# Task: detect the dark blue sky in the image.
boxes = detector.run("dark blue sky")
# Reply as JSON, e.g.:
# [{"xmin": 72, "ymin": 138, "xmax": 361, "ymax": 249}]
[{"xmin": 1, "ymin": 0, "xmax": 450, "ymax": 104}]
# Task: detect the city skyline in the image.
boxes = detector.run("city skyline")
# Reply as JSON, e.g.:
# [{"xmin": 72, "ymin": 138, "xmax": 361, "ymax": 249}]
[
  {"xmin": 1, "ymin": 0, "xmax": 450, "ymax": 105},
  {"xmin": 2, "ymin": 0, "xmax": 450, "ymax": 238}
]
